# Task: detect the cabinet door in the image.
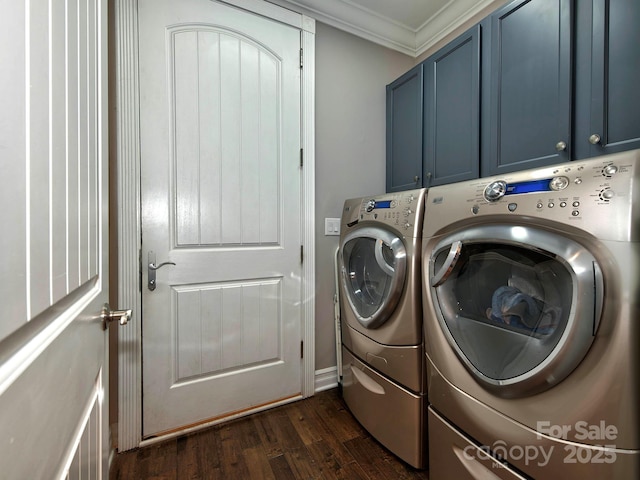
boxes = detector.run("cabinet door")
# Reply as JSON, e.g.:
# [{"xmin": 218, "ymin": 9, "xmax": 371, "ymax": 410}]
[
  {"xmin": 586, "ymin": 0, "xmax": 640, "ymax": 156},
  {"xmin": 386, "ymin": 65, "xmax": 423, "ymax": 193},
  {"xmin": 423, "ymin": 25, "xmax": 481, "ymax": 187},
  {"xmin": 483, "ymin": 0, "xmax": 572, "ymax": 176}
]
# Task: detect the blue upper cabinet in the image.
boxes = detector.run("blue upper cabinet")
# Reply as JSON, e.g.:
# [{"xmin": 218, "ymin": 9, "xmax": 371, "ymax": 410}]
[
  {"xmin": 386, "ymin": 65, "xmax": 424, "ymax": 193},
  {"xmin": 385, "ymin": 0, "xmax": 639, "ymax": 190},
  {"xmin": 574, "ymin": 0, "xmax": 640, "ymax": 159},
  {"xmin": 482, "ymin": 0, "xmax": 573, "ymax": 176},
  {"xmin": 423, "ymin": 25, "xmax": 481, "ymax": 187}
]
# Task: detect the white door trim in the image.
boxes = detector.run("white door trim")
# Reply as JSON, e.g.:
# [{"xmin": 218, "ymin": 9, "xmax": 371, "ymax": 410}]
[{"xmin": 114, "ymin": 0, "xmax": 315, "ymax": 451}]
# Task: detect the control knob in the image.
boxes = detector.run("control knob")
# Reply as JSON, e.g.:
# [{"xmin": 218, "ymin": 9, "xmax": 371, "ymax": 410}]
[
  {"xmin": 549, "ymin": 176, "xmax": 569, "ymax": 191},
  {"xmin": 483, "ymin": 181, "xmax": 507, "ymax": 202},
  {"xmin": 365, "ymin": 199, "xmax": 376, "ymax": 212},
  {"xmin": 603, "ymin": 164, "xmax": 618, "ymax": 177}
]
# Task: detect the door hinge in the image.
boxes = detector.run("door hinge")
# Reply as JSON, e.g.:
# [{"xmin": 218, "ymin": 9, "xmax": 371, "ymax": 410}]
[
  {"xmin": 300, "ymin": 245, "xmax": 304, "ymax": 263},
  {"xmin": 300, "ymin": 48, "xmax": 303, "ymax": 68},
  {"xmin": 138, "ymin": 249, "xmax": 143, "ymax": 292},
  {"xmin": 301, "ymin": 340, "xmax": 304, "ymax": 358},
  {"xmin": 300, "ymin": 148, "xmax": 303, "ymax": 167}
]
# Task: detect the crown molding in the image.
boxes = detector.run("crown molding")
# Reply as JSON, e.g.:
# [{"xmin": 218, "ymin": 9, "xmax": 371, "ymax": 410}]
[
  {"xmin": 268, "ymin": 0, "xmax": 417, "ymax": 56},
  {"xmin": 415, "ymin": 0, "xmax": 509, "ymax": 57},
  {"xmin": 269, "ymin": 0, "xmax": 509, "ymax": 57}
]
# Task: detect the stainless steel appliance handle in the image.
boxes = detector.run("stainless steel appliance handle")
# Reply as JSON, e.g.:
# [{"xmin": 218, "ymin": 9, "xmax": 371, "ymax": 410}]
[
  {"xmin": 593, "ymin": 261, "xmax": 604, "ymax": 335},
  {"xmin": 374, "ymin": 239, "xmax": 395, "ymax": 277},
  {"xmin": 431, "ymin": 241, "xmax": 462, "ymax": 287},
  {"xmin": 350, "ymin": 365, "xmax": 385, "ymax": 395}
]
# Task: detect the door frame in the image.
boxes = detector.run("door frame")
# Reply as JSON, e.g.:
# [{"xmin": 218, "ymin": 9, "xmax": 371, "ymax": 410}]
[{"xmin": 114, "ymin": 0, "xmax": 316, "ymax": 451}]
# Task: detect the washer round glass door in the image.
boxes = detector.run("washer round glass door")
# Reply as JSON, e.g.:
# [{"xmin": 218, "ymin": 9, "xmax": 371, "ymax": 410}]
[
  {"xmin": 341, "ymin": 227, "xmax": 407, "ymax": 329},
  {"xmin": 429, "ymin": 225, "xmax": 603, "ymax": 397}
]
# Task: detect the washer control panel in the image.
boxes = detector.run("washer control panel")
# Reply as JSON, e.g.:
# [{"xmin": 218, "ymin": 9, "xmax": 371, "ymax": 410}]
[
  {"xmin": 341, "ymin": 188, "xmax": 426, "ymax": 237},
  {"xmin": 424, "ymin": 150, "xmax": 640, "ymax": 241}
]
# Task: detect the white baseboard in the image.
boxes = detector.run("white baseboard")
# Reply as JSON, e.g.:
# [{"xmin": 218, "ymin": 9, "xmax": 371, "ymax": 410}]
[{"xmin": 314, "ymin": 366, "xmax": 339, "ymax": 393}]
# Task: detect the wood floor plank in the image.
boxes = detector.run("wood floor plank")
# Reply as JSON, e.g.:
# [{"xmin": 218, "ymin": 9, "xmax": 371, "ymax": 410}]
[
  {"xmin": 175, "ymin": 435, "xmax": 201, "ymax": 479},
  {"xmin": 264, "ymin": 409, "xmax": 307, "ymax": 453},
  {"xmin": 173, "ymin": 429, "xmax": 225, "ymax": 479},
  {"xmin": 285, "ymin": 402, "xmax": 323, "ymax": 446},
  {"xmin": 268, "ymin": 453, "xmax": 297, "ymax": 479},
  {"xmin": 301, "ymin": 415, "xmax": 358, "ymax": 466},
  {"xmin": 217, "ymin": 423, "xmax": 252, "ymax": 479},
  {"xmin": 229, "ymin": 415, "xmax": 262, "ymax": 450},
  {"xmin": 313, "ymin": 390, "xmax": 367, "ymax": 443},
  {"xmin": 305, "ymin": 439, "xmax": 367, "ymax": 480},
  {"xmin": 343, "ymin": 435, "xmax": 389, "ymax": 479},
  {"xmin": 194, "ymin": 427, "xmax": 223, "ymax": 476},
  {"xmin": 109, "ymin": 388, "xmax": 430, "ymax": 480},
  {"xmin": 243, "ymin": 445, "xmax": 277, "ymax": 480},
  {"xmin": 282, "ymin": 447, "xmax": 321, "ymax": 479},
  {"xmin": 343, "ymin": 434, "xmax": 429, "ymax": 480},
  {"xmin": 252, "ymin": 412, "xmax": 285, "ymax": 459},
  {"xmin": 136, "ymin": 440, "xmax": 178, "ymax": 479}
]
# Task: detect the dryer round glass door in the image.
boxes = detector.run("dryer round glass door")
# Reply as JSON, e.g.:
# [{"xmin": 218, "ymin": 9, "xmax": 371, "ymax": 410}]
[
  {"xmin": 341, "ymin": 227, "xmax": 406, "ymax": 329},
  {"xmin": 428, "ymin": 224, "xmax": 603, "ymax": 397}
]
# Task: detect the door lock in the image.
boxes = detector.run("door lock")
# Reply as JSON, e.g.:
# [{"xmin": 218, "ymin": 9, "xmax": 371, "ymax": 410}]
[{"xmin": 148, "ymin": 251, "xmax": 176, "ymax": 291}]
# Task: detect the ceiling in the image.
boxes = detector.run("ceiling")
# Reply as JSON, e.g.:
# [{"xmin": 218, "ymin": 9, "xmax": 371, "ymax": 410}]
[{"xmin": 274, "ymin": 0, "xmax": 508, "ymax": 57}]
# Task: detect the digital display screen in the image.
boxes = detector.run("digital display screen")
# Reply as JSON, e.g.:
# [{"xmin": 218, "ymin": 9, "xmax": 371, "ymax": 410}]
[
  {"xmin": 505, "ymin": 179, "xmax": 552, "ymax": 195},
  {"xmin": 374, "ymin": 200, "xmax": 392, "ymax": 209}
]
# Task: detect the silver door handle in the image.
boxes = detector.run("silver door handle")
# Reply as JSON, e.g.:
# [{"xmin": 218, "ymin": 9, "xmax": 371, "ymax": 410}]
[
  {"xmin": 148, "ymin": 251, "xmax": 176, "ymax": 291},
  {"xmin": 101, "ymin": 303, "xmax": 132, "ymax": 330},
  {"xmin": 149, "ymin": 261, "xmax": 176, "ymax": 271}
]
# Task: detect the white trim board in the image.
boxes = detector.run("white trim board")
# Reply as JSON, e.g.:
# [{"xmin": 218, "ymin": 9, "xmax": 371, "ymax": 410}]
[{"xmin": 315, "ymin": 366, "xmax": 339, "ymax": 393}]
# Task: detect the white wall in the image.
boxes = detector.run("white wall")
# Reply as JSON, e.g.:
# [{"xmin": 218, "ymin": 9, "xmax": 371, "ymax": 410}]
[{"xmin": 314, "ymin": 22, "xmax": 414, "ymax": 371}]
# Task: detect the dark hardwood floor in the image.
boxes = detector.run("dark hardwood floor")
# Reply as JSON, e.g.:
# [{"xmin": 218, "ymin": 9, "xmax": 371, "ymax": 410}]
[{"xmin": 109, "ymin": 387, "xmax": 429, "ymax": 479}]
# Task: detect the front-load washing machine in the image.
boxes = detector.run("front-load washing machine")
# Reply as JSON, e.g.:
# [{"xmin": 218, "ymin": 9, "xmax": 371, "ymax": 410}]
[
  {"xmin": 339, "ymin": 188, "xmax": 427, "ymax": 468},
  {"xmin": 422, "ymin": 149, "xmax": 640, "ymax": 479}
]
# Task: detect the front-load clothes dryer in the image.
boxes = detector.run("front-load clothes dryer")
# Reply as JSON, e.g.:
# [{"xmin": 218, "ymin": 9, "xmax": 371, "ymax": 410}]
[
  {"xmin": 422, "ymin": 150, "xmax": 640, "ymax": 479},
  {"xmin": 339, "ymin": 188, "xmax": 427, "ymax": 468}
]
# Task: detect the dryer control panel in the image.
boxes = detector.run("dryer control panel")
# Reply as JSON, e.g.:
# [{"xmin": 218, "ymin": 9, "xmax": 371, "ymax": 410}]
[
  {"xmin": 341, "ymin": 188, "xmax": 426, "ymax": 238},
  {"xmin": 423, "ymin": 149, "xmax": 640, "ymax": 241}
]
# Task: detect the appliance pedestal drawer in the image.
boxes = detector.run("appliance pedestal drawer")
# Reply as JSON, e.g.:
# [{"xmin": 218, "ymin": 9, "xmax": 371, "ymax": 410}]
[{"xmin": 341, "ymin": 347, "xmax": 426, "ymax": 468}]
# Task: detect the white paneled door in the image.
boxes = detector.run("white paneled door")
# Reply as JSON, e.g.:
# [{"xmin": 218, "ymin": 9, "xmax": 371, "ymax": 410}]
[
  {"xmin": 139, "ymin": 0, "xmax": 303, "ymax": 436},
  {"xmin": 0, "ymin": 0, "xmax": 111, "ymax": 478}
]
